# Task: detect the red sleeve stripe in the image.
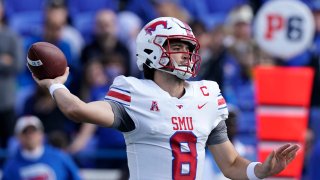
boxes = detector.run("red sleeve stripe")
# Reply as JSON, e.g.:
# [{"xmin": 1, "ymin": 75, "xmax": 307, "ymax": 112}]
[
  {"xmin": 217, "ymin": 95, "xmax": 227, "ymax": 110},
  {"xmin": 107, "ymin": 90, "xmax": 131, "ymax": 103},
  {"xmin": 218, "ymin": 98, "xmax": 226, "ymax": 106}
]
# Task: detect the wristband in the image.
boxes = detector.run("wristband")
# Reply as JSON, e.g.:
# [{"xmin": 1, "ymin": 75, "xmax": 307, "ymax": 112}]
[
  {"xmin": 246, "ymin": 162, "xmax": 262, "ymax": 180},
  {"xmin": 49, "ymin": 83, "xmax": 68, "ymax": 99}
]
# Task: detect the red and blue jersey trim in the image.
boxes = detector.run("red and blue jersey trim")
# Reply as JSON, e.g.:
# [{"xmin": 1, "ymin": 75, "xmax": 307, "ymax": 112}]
[
  {"xmin": 217, "ymin": 94, "xmax": 227, "ymax": 110},
  {"xmin": 105, "ymin": 87, "xmax": 131, "ymax": 106}
]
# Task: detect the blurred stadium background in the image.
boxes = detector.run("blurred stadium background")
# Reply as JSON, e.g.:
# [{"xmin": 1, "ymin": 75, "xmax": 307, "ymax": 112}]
[{"xmin": 0, "ymin": 0, "xmax": 319, "ymax": 179}]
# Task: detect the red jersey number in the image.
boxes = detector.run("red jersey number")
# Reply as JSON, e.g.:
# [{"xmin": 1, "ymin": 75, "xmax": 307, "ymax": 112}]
[{"xmin": 170, "ymin": 132, "xmax": 197, "ymax": 180}]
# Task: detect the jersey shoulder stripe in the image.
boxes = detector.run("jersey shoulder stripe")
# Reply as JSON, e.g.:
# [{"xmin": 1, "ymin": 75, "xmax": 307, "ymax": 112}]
[
  {"xmin": 217, "ymin": 93, "xmax": 227, "ymax": 110},
  {"xmin": 105, "ymin": 86, "xmax": 131, "ymax": 106}
]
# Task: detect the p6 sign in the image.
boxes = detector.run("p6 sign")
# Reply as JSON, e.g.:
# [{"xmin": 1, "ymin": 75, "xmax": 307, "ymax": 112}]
[{"xmin": 254, "ymin": 0, "xmax": 315, "ymax": 60}]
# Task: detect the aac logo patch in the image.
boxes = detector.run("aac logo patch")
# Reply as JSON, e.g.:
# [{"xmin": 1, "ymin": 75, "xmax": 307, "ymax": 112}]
[{"xmin": 150, "ymin": 101, "xmax": 160, "ymax": 111}]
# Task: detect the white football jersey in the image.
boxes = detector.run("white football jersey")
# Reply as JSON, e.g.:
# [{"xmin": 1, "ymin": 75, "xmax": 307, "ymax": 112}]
[{"xmin": 105, "ymin": 76, "xmax": 228, "ymax": 180}]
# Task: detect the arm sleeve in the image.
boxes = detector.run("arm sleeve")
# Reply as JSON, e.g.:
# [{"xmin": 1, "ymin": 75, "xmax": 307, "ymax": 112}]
[
  {"xmin": 108, "ymin": 100, "xmax": 135, "ymax": 132},
  {"xmin": 206, "ymin": 120, "xmax": 229, "ymax": 146}
]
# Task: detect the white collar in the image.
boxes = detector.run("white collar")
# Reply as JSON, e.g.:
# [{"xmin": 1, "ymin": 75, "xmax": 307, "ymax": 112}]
[{"xmin": 21, "ymin": 146, "xmax": 44, "ymax": 160}]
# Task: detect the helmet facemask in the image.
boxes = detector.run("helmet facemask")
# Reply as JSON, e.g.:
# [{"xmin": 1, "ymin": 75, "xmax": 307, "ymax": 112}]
[{"xmin": 154, "ymin": 35, "xmax": 201, "ymax": 79}]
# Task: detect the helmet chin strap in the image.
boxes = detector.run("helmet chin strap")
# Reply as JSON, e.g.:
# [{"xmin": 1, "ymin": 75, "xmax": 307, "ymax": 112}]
[
  {"xmin": 169, "ymin": 58, "xmax": 193, "ymax": 80},
  {"xmin": 157, "ymin": 57, "xmax": 193, "ymax": 80},
  {"xmin": 172, "ymin": 62, "xmax": 193, "ymax": 79}
]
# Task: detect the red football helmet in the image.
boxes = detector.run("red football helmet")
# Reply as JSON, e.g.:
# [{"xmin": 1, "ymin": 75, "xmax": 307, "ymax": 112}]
[{"xmin": 136, "ymin": 17, "xmax": 201, "ymax": 79}]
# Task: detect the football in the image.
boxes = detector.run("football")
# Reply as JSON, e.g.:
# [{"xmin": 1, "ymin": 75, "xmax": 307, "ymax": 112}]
[{"xmin": 27, "ymin": 42, "xmax": 67, "ymax": 80}]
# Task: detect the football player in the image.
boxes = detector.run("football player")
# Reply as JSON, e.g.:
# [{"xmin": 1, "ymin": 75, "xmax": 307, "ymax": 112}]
[{"xmin": 31, "ymin": 17, "xmax": 299, "ymax": 179}]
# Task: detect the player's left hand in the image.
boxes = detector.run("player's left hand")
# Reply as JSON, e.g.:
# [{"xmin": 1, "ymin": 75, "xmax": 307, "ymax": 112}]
[{"xmin": 255, "ymin": 144, "xmax": 300, "ymax": 178}]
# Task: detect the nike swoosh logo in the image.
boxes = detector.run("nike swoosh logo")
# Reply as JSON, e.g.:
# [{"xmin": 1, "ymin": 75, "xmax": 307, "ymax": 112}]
[{"xmin": 198, "ymin": 102, "xmax": 208, "ymax": 109}]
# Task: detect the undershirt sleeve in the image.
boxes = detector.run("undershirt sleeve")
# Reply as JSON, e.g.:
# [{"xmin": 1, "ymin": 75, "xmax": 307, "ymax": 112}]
[
  {"xmin": 107, "ymin": 100, "xmax": 135, "ymax": 132},
  {"xmin": 206, "ymin": 120, "xmax": 229, "ymax": 146}
]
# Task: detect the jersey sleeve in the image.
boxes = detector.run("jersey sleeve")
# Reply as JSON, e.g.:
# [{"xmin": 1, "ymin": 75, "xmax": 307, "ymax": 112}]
[
  {"xmin": 108, "ymin": 100, "xmax": 135, "ymax": 132},
  {"xmin": 210, "ymin": 81, "xmax": 229, "ymax": 121},
  {"xmin": 217, "ymin": 92, "xmax": 228, "ymax": 121},
  {"xmin": 206, "ymin": 120, "xmax": 229, "ymax": 146},
  {"xmin": 104, "ymin": 76, "xmax": 136, "ymax": 132},
  {"xmin": 104, "ymin": 76, "xmax": 132, "ymax": 106}
]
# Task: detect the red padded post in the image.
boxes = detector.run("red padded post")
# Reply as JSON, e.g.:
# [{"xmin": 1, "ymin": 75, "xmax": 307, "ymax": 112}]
[{"xmin": 254, "ymin": 66, "xmax": 314, "ymax": 178}]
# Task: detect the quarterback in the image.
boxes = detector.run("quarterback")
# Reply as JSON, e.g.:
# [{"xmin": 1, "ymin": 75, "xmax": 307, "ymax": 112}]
[{"xmin": 32, "ymin": 17, "xmax": 299, "ymax": 179}]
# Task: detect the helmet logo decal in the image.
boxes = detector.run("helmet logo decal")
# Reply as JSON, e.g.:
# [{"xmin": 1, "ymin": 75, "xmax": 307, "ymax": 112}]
[
  {"xmin": 172, "ymin": 18, "xmax": 194, "ymax": 37},
  {"xmin": 181, "ymin": 22, "xmax": 193, "ymax": 37},
  {"xmin": 144, "ymin": 20, "xmax": 168, "ymax": 35}
]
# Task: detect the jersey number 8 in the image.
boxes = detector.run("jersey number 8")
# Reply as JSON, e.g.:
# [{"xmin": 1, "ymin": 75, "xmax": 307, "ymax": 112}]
[{"xmin": 170, "ymin": 131, "xmax": 197, "ymax": 180}]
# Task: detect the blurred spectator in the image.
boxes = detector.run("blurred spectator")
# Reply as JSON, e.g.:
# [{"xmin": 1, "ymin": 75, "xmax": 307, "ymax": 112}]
[
  {"xmin": 301, "ymin": 128, "xmax": 315, "ymax": 179},
  {"xmin": 103, "ymin": 53, "xmax": 126, "ymax": 81},
  {"xmin": 309, "ymin": 54, "xmax": 320, "ymax": 106},
  {"xmin": 20, "ymin": 0, "xmax": 80, "ymax": 94},
  {"xmin": 306, "ymin": 137, "xmax": 320, "ymax": 179},
  {"xmin": 68, "ymin": 122, "xmax": 127, "ymax": 171},
  {"xmin": 0, "ymin": 0, "xmax": 24, "ymax": 148},
  {"xmin": 179, "ymin": 0, "xmax": 211, "ymax": 27},
  {"xmin": 21, "ymin": 86, "xmax": 73, "ymax": 143},
  {"xmin": 124, "ymin": 0, "xmax": 158, "ymax": 24},
  {"xmin": 67, "ymin": 60, "xmax": 105, "ymax": 167},
  {"xmin": 3, "ymin": 0, "xmax": 45, "ymax": 18},
  {"xmin": 306, "ymin": 12, "xmax": 320, "ymax": 165},
  {"xmin": 67, "ymin": 0, "xmax": 119, "ymax": 43},
  {"xmin": 224, "ymin": 4, "xmax": 274, "ymax": 88},
  {"xmin": 46, "ymin": 0, "xmax": 85, "ymax": 64},
  {"xmin": 78, "ymin": 52, "xmax": 126, "ymax": 103},
  {"xmin": 153, "ymin": 0, "xmax": 191, "ymax": 23},
  {"xmin": 40, "ymin": 0, "xmax": 76, "ymax": 69},
  {"xmin": 79, "ymin": 59, "xmax": 110, "ymax": 102},
  {"xmin": 224, "ymin": 5, "xmax": 257, "ymax": 78},
  {"xmin": 189, "ymin": 20, "xmax": 211, "ymax": 58},
  {"xmin": 182, "ymin": 0, "xmax": 248, "ymax": 30},
  {"xmin": 225, "ymin": 5, "xmax": 253, "ymax": 51},
  {"xmin": 67, "ymin": 0, "xmax": 119, "ymax": 18},
  {"xmin": 117, "ymin": 11, "xmax": 143, "ymax": 78},
  {"xmin": 80, "ymin": 9, "xmax": 130, "ymax": 76},
  {"xmin": 69, "ymin": 55, "xmax": 127, "ymax": 173},
  {"xmin": 223, "ymin": 5, "xmax": 275, "ymax": 133},
  {"xmin": 308, "ymin": 51, "xmax": 320, "ymax": 148},
  {"xmin": 127, "ymin": 0, "xmax": 246, "ymax": 30},
  {"xmin": 308, "ymin": 1, "xmax": 320, "ymax": 107},
  {"xmin": 47, "ymin": 130, "xmax": 69, "ymax": 150},
  {"xmin": 2, "ymin": 115, "xmax": 80, "ymax": 180},
  {"xmin": 4, "ymin": 0, "xmax": 45, "ymax": 38},
  {"xmin": 196, "ymin": 23, "xmax": 228, "ymax": 87},
  {"xmin": 310, "ymin": 0, "xmax": 320, "ymax": 55}
]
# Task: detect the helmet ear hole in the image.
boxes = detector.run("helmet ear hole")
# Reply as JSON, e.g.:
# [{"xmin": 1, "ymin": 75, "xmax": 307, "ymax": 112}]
[{"xmin": 144, "ymin": 49, "xmax": 153, "ymax": 54}]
